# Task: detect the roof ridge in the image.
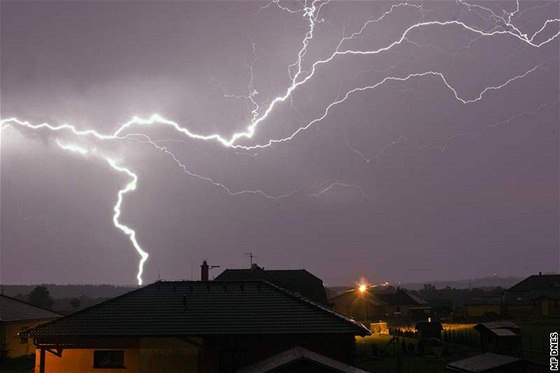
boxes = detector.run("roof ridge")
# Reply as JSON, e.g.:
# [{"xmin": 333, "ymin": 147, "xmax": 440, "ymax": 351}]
[{"xmin": 260, "ymin": 280, "xmax": 370, "ymax": 335}]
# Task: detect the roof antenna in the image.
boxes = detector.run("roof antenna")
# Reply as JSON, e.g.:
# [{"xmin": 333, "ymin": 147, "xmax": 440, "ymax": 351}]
[{"xmin": 243, "ymin": 252, "xmax": 258, "ymax": 268}]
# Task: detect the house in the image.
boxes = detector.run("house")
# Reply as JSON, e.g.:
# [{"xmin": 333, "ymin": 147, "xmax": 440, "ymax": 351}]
[
  {"xmin": 464, "ymin": 298, "xmax": 502, "ymax": 319},
  {"xmin": 27, "ymin": 280, "xmax": 369, "ymax": 373},
  {"xmin": 214, "ymin": 264, "xmax": 328, "ymax": 305},
  {"xmin": 503, "ymin": 273, "xmax": 560, "ymax": 317},
  {"xmin": 236, "ymin": 347, "xmax": 369, "ymax": 373},
  {"xmin": 329, "ymin": 287, "xmax": 430, "ymax": 322},
  {"xmin": 447, "ymin": 353, "xmax": 524, "ymax": 373},
  {"xmin": 328, "ymin": 287, "xmax": 384, "ymax": 322},
  {"xmin": 474, "ymin": 322, "xmax": 521, "ymax": 356},
  {"xmin": 375, "ymin": 289, "xmax": 431, "ymax": 317},
  {"xmin": 0, "ymin": 294, "xmax": 61, "ymax": 359}
]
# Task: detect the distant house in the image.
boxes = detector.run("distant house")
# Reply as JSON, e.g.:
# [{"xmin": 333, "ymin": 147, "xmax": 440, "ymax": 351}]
[
  {"xmin": 474, "ymin": 321, "xmax": 521, "ymax": 356},
  {"xmin": 328, "ymin": 288, "xmax": 384, "ymax": 322},
  {"xmin": 0, "ymin": 294, "xmax": 61, "ymax": 359},
  {"xmin": 329, "ymin": 287, "xmax": 430, "ymax": 322},
  {"xmin": 503, "ymin": 273, "xmax": 560, "ymax": 317},
  {"xmin": 214, "ymin": 264, "xmax": 328, "ymax": 305},
  {"xmin": 27, "ymin": 280, "xmax": 369, "ymax": 373},
  {"xmin": 375, "ymin": 289, "xmax": 430, "ymax": 317},
  {"xmin": 464, "ymin": 298, "xmax": 502, "ymax": 319},
  {"xmin": 447, "ymin": 353, "xmax": 524, "ymax": 373}
]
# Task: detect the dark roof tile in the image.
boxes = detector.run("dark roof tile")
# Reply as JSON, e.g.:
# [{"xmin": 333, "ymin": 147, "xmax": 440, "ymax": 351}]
[
  {"xmin": 29, "ymin": 281, "xmax": 369, "ymax": 338},
  {"xmin": 0, "ymin": 294, "xmax": 62, "ymax": 323},
  {"xmin": 215, "ymin": 268, "xmax": 328, "ymax": 305}
]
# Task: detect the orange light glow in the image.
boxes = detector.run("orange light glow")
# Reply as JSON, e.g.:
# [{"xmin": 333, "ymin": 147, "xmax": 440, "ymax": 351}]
[{"xmin": 358, "ymin": 284, "xmax": 367, "ymax": 293}]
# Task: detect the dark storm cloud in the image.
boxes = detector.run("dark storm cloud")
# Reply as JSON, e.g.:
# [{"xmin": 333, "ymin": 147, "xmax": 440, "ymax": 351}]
[{"xmin": 1, "ymin": 1, "xmax": 558, "ymax": 285}]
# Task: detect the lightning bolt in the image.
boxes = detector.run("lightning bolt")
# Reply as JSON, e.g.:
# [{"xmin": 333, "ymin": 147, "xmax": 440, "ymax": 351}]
[
  {"xmin": 55, "ymin": 139, "xmax": 149, "ymax": 285},
  {"xmin": 106, "ymin": 159, "xmax": 148, "ymax": 286},
  {"xmin": 2, "ymin": 0, "xmax": 558, "ymax": 284}
]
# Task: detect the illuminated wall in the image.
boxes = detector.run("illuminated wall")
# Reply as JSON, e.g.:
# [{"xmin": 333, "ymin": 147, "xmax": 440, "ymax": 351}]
[
  {"xmin": 3, "ymin": 319, "xmax": 56, "ymax": 358},
  {"xmin": 34, "ymin": 337, "xmax": 200, "ymax": 373}
]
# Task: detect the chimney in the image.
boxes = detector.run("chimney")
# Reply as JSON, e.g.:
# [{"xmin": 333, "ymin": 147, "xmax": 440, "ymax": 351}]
[
  {"xmin": 201, "ymin": 260, "xmax": 209, "ymax": 281},
  {"xmin": 539, "ymin": 271, "xmax": 542, "ymax": 276}
]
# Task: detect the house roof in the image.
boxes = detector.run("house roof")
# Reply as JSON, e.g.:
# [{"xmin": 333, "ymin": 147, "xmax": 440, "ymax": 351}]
[
  {"xmin": 375, "ymin": 290, "xmax": 428, "ymax": 306},
  {"xmin": 508, "ymin": 274, "xmax": 560, "ymax": 291},
  {"xmin": 328, "ymin": 289, "xmax": 385, "ymax": 306},
  {"xmin": 28, "ymin": 280, "xmax": 369, "ymax": 338},
  {"xmin": 215, "ymin": 266, "xmax": 328, "ymax": 305},
  {"xmin": 505, "ymin": 274, "xmax": 560, "ymax": 304},
  {"xmin": 329, "ymin": 288, "xmax": 428, "ymax": 308},
  {"xmin": 446, "ymin": 353, "xmax": 522, "ymax": 372},
  {"xmin": 236, "ymin": 347, "xmax": 370, "ymax": 373},
  {"xmin": 0, "ymin": 294, "xmax": 62, "ymax": 323}
]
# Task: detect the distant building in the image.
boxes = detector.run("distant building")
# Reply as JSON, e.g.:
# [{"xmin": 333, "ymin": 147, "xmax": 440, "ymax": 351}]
[
  {"xmin": 329, "ymin": 287, "xmax": 430, "ymax": 322},
  {"xmin": 215, "ymin": 264, "xmax": 328, "ymax": 305},
  {"xmin": 415, "ymin": 320, "xmax": 443, "ymax": 339},
  {"xmin": 375, "ymin": 289, "xmax": 431, "ymax": 317},
  {"xmin": 474, "ymin": 321, "xmax": 521, "ymax": 356},
  {"xmin": 27, "ymin": 280, "xmax": 369, "ymax": 373},
  {"xmin": 0, "ymin": 294, "xmax": 61, "ymax": 359},
  {"xmin": 503, "ymin": 273, "xmax": 560, "ymax": 317},
  {"xmin": 464, "ymin": 298, "xmax": 502, "ymax": 319},
  {"xmin": 447, "ymin": 353, "xmax": 524, "ymax": 373}
]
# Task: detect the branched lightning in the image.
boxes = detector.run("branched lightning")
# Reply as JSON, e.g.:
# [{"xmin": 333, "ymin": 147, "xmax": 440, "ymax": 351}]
[{"xmin": 2, "ymin": 0, "xmax": 558, "ymax": 284}]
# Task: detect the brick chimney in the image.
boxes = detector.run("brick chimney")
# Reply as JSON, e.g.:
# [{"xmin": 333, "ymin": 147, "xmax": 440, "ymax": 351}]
[{"xmin": 201, "ymin": 260, "xmax": 209, "ymax": 281}]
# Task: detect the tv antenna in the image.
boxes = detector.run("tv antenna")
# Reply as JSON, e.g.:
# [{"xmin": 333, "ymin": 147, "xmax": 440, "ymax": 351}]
[{"xmin": 243, "ymin": 252, "xmax": 258, "ymax": 267}]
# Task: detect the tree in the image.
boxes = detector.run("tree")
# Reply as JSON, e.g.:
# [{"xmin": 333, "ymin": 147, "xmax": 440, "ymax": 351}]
[
  {"xmin": 28, "ymin": 286, "xmax": 54, "ymax": 309},
  {"xmin": 70, "ymin": 297, "xmax": 81, "ymax": 310}
]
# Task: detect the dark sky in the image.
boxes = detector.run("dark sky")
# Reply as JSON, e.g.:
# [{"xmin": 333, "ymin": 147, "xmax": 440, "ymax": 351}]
[{"xmin": 1, "ymin": 1, "xmax": 558, "ymax": 286}]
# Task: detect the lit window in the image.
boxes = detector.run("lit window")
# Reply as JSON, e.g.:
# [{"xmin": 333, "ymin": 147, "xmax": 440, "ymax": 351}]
[
  {"xmin": 19, "ymin": 327, "xmax": 29, "ymax": 344},
  {"xmin": 93, "ymin": 350, "xmax": 125, "ymax": 369}
]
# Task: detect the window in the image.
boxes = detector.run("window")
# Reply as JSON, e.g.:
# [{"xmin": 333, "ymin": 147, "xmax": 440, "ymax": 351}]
[
  {"xmin": 93, "ymin": 350, "xmax": 125, "ymax": 369},
  {"xmin": 19, "ymin": 327, "xmax": 29, "ymax": 344}
]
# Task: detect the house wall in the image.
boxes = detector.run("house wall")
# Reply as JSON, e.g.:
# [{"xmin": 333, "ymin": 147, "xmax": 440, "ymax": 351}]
[
  {"xmin": 34, "ymin": 334, "xmax": 355, "ymax": 373},
  {"xmin": 139, "ymin": 337, "xmax": 201, "ymax": 373},
  {"xmin": 36, "ymin": 348, "xmax": 141, "ymax": 373},
  {"xmin": 3, "ymin": 319, "xmax": 56, "ymax": 358},
  {"xmin": 465, "ymin": 305, "xmax": 501, "ymax": 318},
  {"xmin": 35, "ymin": 337, "xmax": 201, "ymax": 373},
  {"xmin": 534, "ymin": 299, "xmax": 560, "ymax": 317},
  {"xmin": 505, "ymin": 305, "xmax": 533, "ymax": 318}
]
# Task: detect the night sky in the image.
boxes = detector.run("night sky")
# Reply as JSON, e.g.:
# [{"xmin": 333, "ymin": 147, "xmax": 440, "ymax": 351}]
[{"xmin": 1, "ymin": 1, "xmax": 558, "ymax": 286}]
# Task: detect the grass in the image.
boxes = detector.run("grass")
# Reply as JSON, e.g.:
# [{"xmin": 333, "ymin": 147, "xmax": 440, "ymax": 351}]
[
  {"xmin": 353, "ymin": 334, "xmax": 480, "ymax": 373},
  {"xmin": 352, "ymin": 319, "xmax": 558, "ymax": 372},
  {"xmin": 517, "ymin": 319, "xmax": 559, "ymax": 364}
]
